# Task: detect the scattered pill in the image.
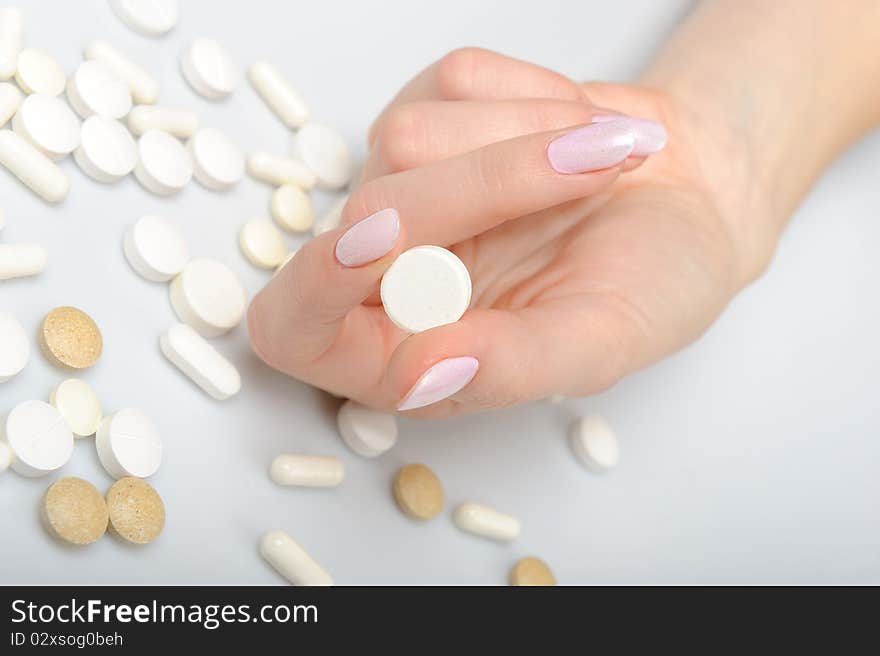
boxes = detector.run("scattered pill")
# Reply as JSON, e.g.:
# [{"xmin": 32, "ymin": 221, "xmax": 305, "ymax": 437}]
[
  {"xmin": 260, "ymin": 530, "xmax": 333, "ymax": 586},
  {"xmin": 269, "ymin": 454, "xmax": 344, "ymax": 488},
  {"xmin": 123, "ymin": 215, "xmax": 189, "ymax": 282},
  {"xmin": 569, "ymin": 415, "xmax": 619, "ymax": 473},
  {"xmin": 160, "ymin": 323, "xmax": 241, "ymax": 400},
  {"xmin": 4, "ymin": 399, "xmax": 74, "ymax": 477},
  {"xmin": 0, "ymin": 440, "xmax": 11, "ymax": 472},
  {"xmin": 15, "ymin": 48, "xmax": 65, "ymax": 96},
  {"xmin": 248, "ymin": 60, "xmax": 308, "ymax": 129},
  {"xmin": 510, "ymin": 557, "xmax": 556, "ymax": 586},
  {"xmin": 12, "ymin": 94, "xmax": 80, "ymax": 161},
  {"xmin": 109, "ymin": 0, "xmax": 179, "ymax": 37},
  {"xmin": 393, "ymin": 463, "xmax": 444, "ymax": 520},
  {"xmin": 0, "ymin": 313, "xmax": 29, "ymax": 382},
  {"xmin": 0, "ymin": 243, "xmax": 47, "ymax": 279},
  {"xmin": 0, "ymin": 7, "xmax": 22, "ymax": 81},
  {"xmin": 50, "ymin": 379, "xmax": 103, "ymax": 438},
  {"xmin": 41, "ymin": 477, "xmax": 108, "ymax": 546},
  {"xmin": 312, "ymin": 194, "xmax": 347, "ymax": 236},
  {"xmin": 84, "ymin": 40, "xmax": 159, "ymax": 105},
  {"xmin": 187, "ymin": 127, "xmax": 243, "ymax": 191},
  {"xmin": 170, "ymin": 258, "xmax": 246, "ymax": 337},
  {"xmin": 74, "ymin": 116, "xmax": 138, "ymax": 183},
  {"xmin": 291, "ymin": 123, "xmax": 352, "ymax": 190},
  {"xmin": 0, "ymin": 129, "xmax": 69, "ymax": 203},
  {"xmin": 181, "ymin": 38, "xmax": 237, "ymax": 100},
  {"xmin": 106, "ymin": 477, "xmax": 165, "ymax": 544},
  {"xmin": 271, "ymin": 184, "xmax": 313, "ymax": 233},
  {"xmin": 380, "ymin": 245, "xmax": 472, "ymax": 333},
  {"xmin": 246, "ymin": 151, "xmax": 316, "ymax": 190},
  {"xmin": 453, "ymin": 502, "xmax": 521, "ymax": 542},
  {"xmin": 336, "ymin": 400, "xmax": 398, "ymax": 458},
  {"xmin": 39, "ymin": 306, "xmax": 103, "ymax": 370},
  {"xmin": 0, "ymin": 81, "xmax": 22, "ymax": 126},
  {"xmin": 134, "ymin": 129, "xmax": 193, "ymax": 195},
  {"xmin": 66, "ymin": 60, "xmax": 132, "ymax": 119},
  {"xmin": 239, "ymin": 219, "xmax": 287, "ymax": 270},
  {"xmin": 96, "ymin": 408, "xmax": 162, "ymax": 479},
  {"xmin": 128, "ymin": 105, "xmax": 198, "ymax": 138}
]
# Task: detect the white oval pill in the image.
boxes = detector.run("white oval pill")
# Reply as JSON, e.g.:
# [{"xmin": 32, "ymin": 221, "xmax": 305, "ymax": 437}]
[
  {"xmin": 160, "ymin": 323, "xmax": 241, "ymax": 400},
  {"xmin": 569, "ymin": 415, "xmax": 620, "ymax": 472},
  {"xmin": 12, "ymin": 94, "xmax": 80, "ymax": 161},
  {"xmin": 128, "ymin": 105, "xmax": 197, "ymax": 138},
  {"xmin": 84, "ymin": 40, "xmax": 159, "ymax": 105},
  {"xmin": 181, "ymin": 38, "xmax": 237, "ymax": 100},
  {"xmin": 0, "ymin": 81, "xmax": 22, "ymax": 127},
  {"xmin": 66, "ymin": 60, "xmax": 132, "ymax": 119},
  {"xmin": 96, "ymin": 408, "xmax": 162, "ymax": 479},
  {"xmin": 0, "ymin": 440, "xmax": 11, "ymax": 472},
  {"xmin": 271, "ymin": 185, "xmax": 312, "ymax": 233},
  {"xmin": 187, "ymin": 127, "xmax": 243, "ymax": 191},
  {"xmin": 239, "ymin": 219, "xmax": 287, "ymax": 270},
  {"xmin": 248, "ymin": 60, "xmax": 308, "ymax": 129},
  {"xmin": 453, "ymin": 502, "xmax": 521, "ymax": 542},
  {"xmin": 15, "ymin": 48, "xmax": 65, "ymax": 96},
  {"xmin": 0, "ymin": 8, "xmax": 22, "ymax": 81},
  {"xmin": 109, "ymin": 0, "xmax": 179, "ymax": 37},
  {"xmin": 0, "ymin": 313, "xmax": 29, "ymax": 382},
  {"xmin": 123, "ymin": 215, "xmax": 189, "ymax": 282},
  {"xmin": 247, "ymin": 151, "xmax": 316, "ymax": 190},
  {"xmin": 134, "ymin": 129, "xmax": 193, "ymax": 195},
  {"xmin": 336, "ymin": 400, "xmax": 398, "ymax": 458},
  {"xmin": 0, "ymin": 243, "xmax": 47, "ymax": 279},
  {"xmin": 0, "ymin": 130, "xmax": 68, "ymax": 203},
  {"xmin": 312, "ymin": 194, "xmax": 348, "ymax": 236},
  {"xmin": 4, "ymin": 400, "xmax": 74, "ymax": 477},
  {"xmin": 380, "ymin": 246, "xmax": 472, "ymax": 333},
  {"xmin": 170, "ymin": 258, "xmax": 246, "ymax": 337},
  {"xmin": 260, "ymin": 530, "xmax": 333, "ymax": 586},
  {"xmin": 50, "ymin": 379, "xmax": 102, "ymax": 437},
  {"xmin": 291, "ymin": 123, "xmax": 352, "ymax": 190},
  {"xmin": 269, "ymin": 454, "xmax": 344, "ymax": 487},
  {"xmin": 74, "ymin": 116, "xmax": 138, "ymax": 183}
]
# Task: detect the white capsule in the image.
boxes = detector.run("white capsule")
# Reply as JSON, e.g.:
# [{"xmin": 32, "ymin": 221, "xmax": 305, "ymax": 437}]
[
  {"xmin": 239, "ymin": 219, "xmax": 287, "ymax": 270},
  {"xmin": 181, "ymin": 38, "xmax": 237, "ymax": 100},
  {"xmin": 453, "ymin": 502, "xmax": 521, "ymax": 542},
  {"xmin": 0, "ymin": 8, "xmax": 22, "ymax": 81},
  {"xmin": 0, "ymin": 81, "xmax": 22, "ymax": 127},
  {"xmin": 568, "ymin": 415, "xmax": 620, "ymax": 473},
  {"xmin": 128, "ymin": 105, "xmax": 197, "ymax": 138},
  {"xmin": 248, "ymin": 60, "xmax": 309, "ymax": 129},
  {"xmin": 271, "ymin": 184, "xmax": 313, "ymax": 233},
  {"xmin": 0, "ymin": 440, "xmax": 11, "ymax": 473},
  {"xmin": 260, "ymin": 530, "xmax": 333, "ymax": 586},
  {"xmin": 312, "ymin": 194, "xmax": 348, "ymax": 236},
  {"xmin": 109, "ymin": 0, "xmax": 179, "ymax": 37},
  {"xmin": 269, "ymin": 454, "xmax": 344, "ymax": 488},
  {"xmin": 0, "ymin": 243, "xmax": 46, "ymax": 280},
  {"xmin": 160, "ymin": 323, "xmax": 241, "ymax": 400},
  {"xmin": 0, "ymin": 313, "xmax": 29, "ymax": 383},
  {"xmin": 170, "ymin": 258, "xmax": 246, "ymax": 337},
  {"xmin": 0, "ymin": 130, "xmax": 68, "ymax": 203},
  {"xmin": 84, "ymin": 40, "xmax": 159, "ymax": 105},
  {"xmin": 49, "ymin": 379, "xmax": 102, "ymax": 438},
  {"xmin": 336, "ymin": 400, "xmax": 397, "ymax": 458},
  {"xmin": 15, "ymin": 48, "xmax": 65, "ymax": 96},
  {"xmin": 291, "ymin": 123, "xmax": 352, "ymax": 190},
  {"xmin": 187, "ymin": 127, "xmax": 243, "ymax": 191},
  {"xmin": 74, "ymin": 116, "xmax": 138, "ymax": 183},
  {"xmin": 96, "ymin": 408, "xmax": 162, "ymax": 479},
  {"xmin": 66, "ymin": 60, "xmax": 132, "ymax": 119},
  {"xmin": 246, "ymin": 151, "xmax": 316, "ymax": 190},
  {"xmin": 134, "ymin": 129, "xmax": 193, "ymax": 195},
  {"xmin": 123, "ymin": 215, "xmax": 189, "ymax": 282},
  {"xmin": 4, "ymin": 400, "xmax": 74, "ymax": 477},
  {"xmin": 12, "ymin": 94, "xmax": 80, "ymax": 161}
]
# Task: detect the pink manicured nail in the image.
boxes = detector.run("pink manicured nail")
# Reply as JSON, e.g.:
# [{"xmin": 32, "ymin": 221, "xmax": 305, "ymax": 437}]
[
  {"xmin": 398, "ymin": 356, "xmax": 479, "ymax": 411},
  {"xmin": 591, "ymin": 115, "xmax": 667, "ymax": 156},
  {"xmin": 335, "ymin": 208, "xmax": 400, "ymax": 267},
  {"xmin": 547, "ymin": 121, "xmax": 635, "ymax": 173}
]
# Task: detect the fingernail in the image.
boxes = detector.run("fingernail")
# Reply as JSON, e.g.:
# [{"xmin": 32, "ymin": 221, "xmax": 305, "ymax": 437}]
[
  {"xmin": 398, "ymin": 356, "xmax": 479, "ymax": 411},
  {"xmin": 547, "ymin": 121, "xmax": 635, "ymax": 173},
  {"xmin": 591, "ymin": 115, "xmax": 667, "ymax": 156},
  {"xmin": 335, "ymin": 208, "xmax": 400, "ymax": 267}
]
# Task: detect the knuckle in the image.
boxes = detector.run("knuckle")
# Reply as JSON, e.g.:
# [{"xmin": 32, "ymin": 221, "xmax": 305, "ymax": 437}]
[
  {"xmin": 375, "ymin": 105, "xmax": 423, "ymax": 172},
  {"xmin": 435, "ymin": 47, "xmax": 485, "ymax": 98}
]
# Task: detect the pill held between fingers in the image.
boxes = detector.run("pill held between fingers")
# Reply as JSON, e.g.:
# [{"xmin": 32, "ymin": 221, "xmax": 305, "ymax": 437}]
[
  {"xmin": 181, "ymin": 38, "xmax": 237, "ymax": 100},
  {"xmin": 123, "ymin": 215, "xmax": 189, "ymax": 282},
  {"xmin": 66, "ymin": 60, "xmax": 132, "ymax": 119},
  {"xmin": 248, "ymin": 61, "xmax": 309, "ymax": 129},
  {"xmin": 40, "ymin": 307, "xmax": 103, "ymax": 370},
  {"xmin": 0, "ymin": 129, "xmax": 69, "ymax": 203},
  {"xmin": 259, "ymin": 530, "xmax": 333, "ymax": 586},
  {"xmin": 336, "ymin": 400, "xmax": 398, "ymax": 458},
  {"xmin": 12, "ymin": 94, "xmax": 80, "ymax": 161},
  {"xmin": 0, "ymin": 441, "xmax": 11, "ymax": 473},
  {"xmin": 393, "ymin": 463, "xmax": 444, "ymax": 520},
  {"xmin": 0, "ymin": 313, "xmax": 29, "ymax": 382},
  {"xmin": 569, "ymin": 415, "xmax": 620, "ymax": 473},
  {"xmin": 187, "ymin": 127, "xmax": 243, "ymax": 191},
  {"xmin": 74, "ymin": 116, "xmax": 138, "ymax": 183},
  {"xmin": 41, "ymin": 477, "xmax": 108, "ymax": 546},
  {"xmin": 170, "ymin": 258, "xmax": 246, "ymax": 337},
  {"xmin": 96, "ymin": 408, "xmax": 162, "ymax": 479},
  {"xmin": 510, "ymin": 557, "xmax": 557, "ymax": 586},
  {"xmin": 49, "ymin": 379, "xmax": 103, "ymax": 438},
  {"xmin": 134, "ymin": 129, "xmax": 193, "ymax": 195},
  {"xmin": 84, "ymin": 40, "xmax": 159, "ymax": 105},
  {"xmin": 271, "ymin": 184, "xmax": 313, "ymax": 233},
  {"xmin": 0, "ymin": 81, "xmax": 22, "ymax": 127},
  {"xmin": 0, "ymin": 8, "xmax": 23, "ymax": 81},
  {"xmin": 269, "ymin": 454, "xmax": 344, "ymax": 488},
  {"xmin": 160, "ymin": 323, "xmax": 241, "ymax": 400},
  {"xmin": 239, "ymin": 219, "xmax": 287, "ymax": 270},
  {"xmin": 15, "ymin": 48, "xmax": 66, "ymax": 96},
  {"xmin": 106, "ymin": 477, "xmax": 165, "ymax": 545},
  {"xmin": 246, "ymin": 151, "xmax": 316, "ymax": 190},
  {"xmin": 0, "ymin": 243, "xmax": 47, "ymax": 280},
  {"xmin": 292, "ymin": 123, "xmax": 352, "ymax": 190},
  {"xmin": 128, "ymin": 105, "xmax": 198, "ymax": 138},
  {"xmin": 312, "ymin": 194, "xmax": 348, "ymax": 236},
  {"xmin": 109, "ymin": 0, "xmax": 179, "ymax": 37},
  {"xmin": 4, "ymin": 400, "xmax": 74, "ymax": 477},
  {"xmin": 453, "ymin": 502, "xmax": 521, "ymax": 542}
]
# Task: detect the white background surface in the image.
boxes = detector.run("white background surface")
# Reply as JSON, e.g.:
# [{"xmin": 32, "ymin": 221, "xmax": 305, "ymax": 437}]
[{"xmin": 1, "ymin": 0, "xmax": 878, "ymax": 585}]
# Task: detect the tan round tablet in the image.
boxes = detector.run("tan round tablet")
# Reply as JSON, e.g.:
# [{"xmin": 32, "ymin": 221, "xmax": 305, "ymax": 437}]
[
  {"xmin": 40, "ymin": 307, "xmax": 103, "ymax": 369},
  {"xmin": 42, "ymin": 477, "xmax": 109, "ymax": 546},
  {"xmin": 510, "ymin": 557, "xmax": 557, "ymax": 586},
  {"xmin": 392, "ymin": 463, "xmax": 444, "ymax": 520},
  {"xmin": 106, "ymin": 477, "xmax": 165, "ymax": 545}
]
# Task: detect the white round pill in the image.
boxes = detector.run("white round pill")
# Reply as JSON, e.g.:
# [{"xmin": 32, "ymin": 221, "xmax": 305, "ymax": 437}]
[
  {"xmin": 239, "ymin": 219, "xmax": 287, "ymax": 270},
  {"xmin": 96, "ymin": 408, "xmax": 162, "ymax": 479},
  {"xmin": 123, "ymin": 215, "xmax": 189, "ymax": 282},
  {"xmin": 0, "ymin": 440, "xmax": 11, "ymax": 472},
  {"xmin": 187, "ymin": 127, "xmax": 243, "ymax": 191},
  {"xmin": 336, "ymin": 400, "xmax": 398, "ymax": 458},
  {"xmin": 4, "ymin": 400, "xmax": 74, "ymax": 477},
  {"xmin": 569, "ymin": 415, "xmax": 620, "ymax": 473},
  {"xmin": 0, "ymin": 313, "xmax": 29, "ymax": 382},
  {"xmin": 181, "ymin": 38, "xmax": 237, "ymax": 100},
  {"xmin": 15, "ymin": 48, "xmax": 66, "ymax": 96},
  {"xmin": 12, "ymin": 94, "xmax": 80, "ymax": 161},
  {"xmin": 134, "ymin": 129, "xmax": 193, "ymax": 195},
  {"xmin": 66, "ymin": 60, "xmax": 132, "ymax": 119},
  {"xmin": 271, "ymin": 184, "xmax": 313, "ymax": 233},
  {"xmin": 380, "ymin": 246, "xmax": 472, "ymax": 333},
  {"xmin": 74, "ymin": 116, "xmax": 138, "ymax": 183},
  {"xmin": 109, "ymin": 0, "xmax": 179, "ymax": 37},
  {"xmin": 50, "ymin": 379, "xmax": 103, "ymax": 438},
  {"xmin": 170, "ymin": 258, "xmax": 246, "ymax": 337},
  {"xmin": 291, "ymin": 123, "xmax": 352, "ymax": 190}
]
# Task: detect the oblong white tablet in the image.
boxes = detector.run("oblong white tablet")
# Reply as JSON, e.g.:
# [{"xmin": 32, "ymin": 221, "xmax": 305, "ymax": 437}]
[
  {"xmin": 312, "ymin": 195, "xmax": 348, "ymax": 236},
  {"xmin": 269, "ymin": 454, "xmax": 344, "ymax": 487},
  {"xmin": 187, "ymin": 127, "xmax": 243, "ymax": 190},
  {"xmin": 84, "ymin": 40, "xmax": 159, "ymax": 105},
  {"xmin": 134, "ymin": 129, "xmax": 193, "ymax": 195},
  {"xmin": 109, "ymin": 0, "xmax": 179, "ymax": 37},
  {"xmin": 12, "ymin": 94, "xmax": 80, "ymax": 161},
  {"xmin": 453, "ymin": 502, "xmax": 521, "ymax": 542},
  {"xmin": 336, "ymin": 400, "xmax": 398, "ymax": 458},
  {"xmin": 66, "ymin": 60, "xmax": 132, "ymax": 119},
  {"xmin": 15, "ymin": 48, "xmax": 65, "ymax": 96},
  {"xmin": 0, "ymin": 313, "xmax": 29, "ymax": 382},
  {"xmin": 260, "ymin": 530, "xmax": 333, "ymax": 586},
  {"xmin": 160, "ymin": 323, "xmax": 241, "ymax": 400},
  {"xmin": 569, "ymin": 415, "xmax": 619, "ymax": 472},
  {"xmin": 0, "ymin": 82, "xmax": 22, "ymax": 127},
  {"xmin": 74, "ymin": 116, "xmax": 138, "ymax": 183},
  {"xmin": 271, "ymin": 184, "xmax": 313, "ymax": 233},
  {"xmin": 123, "ymin": 215, "xmax": 189, "ymax": 282},
  {"xmin": 96, "ymin": 408, "xmax": 162, "ymax": 479},
  {"xmin": 247, "ymin": 151, "xmax": 316, "ymax": 190},
  {"xmin": 128, "ymin": 105, "xmax": 197, "ymax": 138},
  {"xmin": 50, "ymin": 379, "xmax": 103, "ymax": 437},
  {"xmin": 0, "ymin": 243, "xmax": 47, "ymax": 280},
  {"xmin": 170, "ymin": 258, "xmax": 246, "ymax": 337},
  {"xmin": 4, "ymin": 400, "xmax": 74, "ymax": 477},
  {"xmin": 248, "ymin": 60, "xmax": 309, "ymax": 129},
  {"xmin": 380, "ymin": 246, "xmax": 472, "ymax": 333},
  {"xmin": 291, "ymin": 123, "xmax": 352, "ymax": 190},
  {"xmin": 0, "ymin": 130, "xmax": 68, "ymax": 203},
  {"xmin": 0, "ymin": 8, "xmax": 22, "ymax": 81},
  {"xmin": 181, "ymin": 38, "xmax": 237, "ymax": 100},
  {"xmin": 239, "ymin": 219, "xmax": 287, "ymax": 270}
]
